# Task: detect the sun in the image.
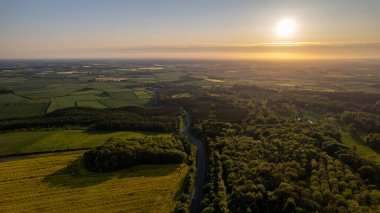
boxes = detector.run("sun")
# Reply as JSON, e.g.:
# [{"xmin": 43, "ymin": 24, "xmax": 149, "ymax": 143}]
[{"xmin": 276, "ymin": 18, "xmax": 296, "ymax": 38}]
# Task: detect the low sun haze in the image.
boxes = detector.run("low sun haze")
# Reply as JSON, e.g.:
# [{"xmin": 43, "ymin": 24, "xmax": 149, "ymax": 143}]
[{"xmin": 1, "ymin": 0, "xmax": 380, "ymax": 59}]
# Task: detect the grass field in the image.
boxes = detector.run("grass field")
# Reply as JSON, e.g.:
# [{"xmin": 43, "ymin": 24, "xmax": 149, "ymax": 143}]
[
  {"xmin": 0, "ymin": 151, "xmax": 187, "ymax": 212},
  {"xmin": 110, "ymin": 91, "xmax": 138, "ymax": 100},
  {"xmin": 0, "ymin": 102, "xmax": 49, "ymax": 120},
  {"xmin": 134, "ymin": 90, "xmax": 152, "ymax": 99},
  {"xmin": 16, "ymin": 83, "xmax": 85, "ymax": 99},
  {"xmin": 0, "ymin": 94, "xmax": 27, "ymax": 104},
  {"xmin": 0, "ymin": 130, "xmax": 170, "ymax": 156},
  {"xmin": 341, "ymin": 131, "xmax": 380, "ymax": 164},
  {"xmin": 76, "ymin": 100, "xmax": 107, "ymax": 109},
  {"xmin": 48, "ymin": 97, "xmax": 76, "ymax": 112},
  {"xmin": 19, "ymin": 91, "xmax": 69, "ymax": 99},
  {"xmin": 172, "ymin": 93, "xmax": 191, "ymax": 99},
  {"xmin": 99, "ymin": 98, "xmax": 150, "ymax": 108},
  {"xmin": 70, "ymin": 89, "xmax": 103, "ymax": 96},
  {"xmin": 87, "ymin": 82, "xmax": 126, "ymax": 91},
  {"xmin": 48, "ymin": 94, "xmax": 109, "ymax": 113},
  {"xmin": 154, "ymin": 72, "xmax": 184, "ymax": 81},
  {"xmin": 98, "ymin": 99, "xmax": 133, "ymax": 108}
]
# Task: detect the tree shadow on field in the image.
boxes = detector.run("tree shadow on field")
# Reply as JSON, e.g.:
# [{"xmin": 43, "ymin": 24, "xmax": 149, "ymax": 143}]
[{"xmin": 43, "ymin": 157, "xmax": 181, "ymax": 189}]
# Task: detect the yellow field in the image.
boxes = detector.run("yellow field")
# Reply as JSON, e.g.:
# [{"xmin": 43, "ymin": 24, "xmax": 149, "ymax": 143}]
[{"xmin": 0, "ymin": 151, "xmax": 187, "ymax": 213}]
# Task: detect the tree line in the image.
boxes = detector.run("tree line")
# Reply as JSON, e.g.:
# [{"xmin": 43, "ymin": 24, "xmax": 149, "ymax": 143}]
[
  {"xmin": 83, "ymin": 136, "xmax": 187, "ymax": 172},
  {"xmin": 0, "ymin": 107, "xmax": 179, "ymax": 132}
]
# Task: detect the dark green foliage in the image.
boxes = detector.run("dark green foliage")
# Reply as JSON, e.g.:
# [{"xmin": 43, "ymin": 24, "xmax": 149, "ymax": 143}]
[
  {"xmin": 203, "ymin": 135, "xmax": 380, "ymax": 212},
  {"xmin": 0, "ymin": 107, "xmax": 179, "ymax": 132},
  {"xmin": 83, "ymin": 137, "xmax": 187, "ymax": 172},
  {"xmin": 0, "ymin": 88, "xmax": 14, "ymax": 94},
  {"xmin": 175, "ymin": 136, "xmax": 196, "ymax": 213},
  {"xmin": 170, "ymin": 86, "xmax": 380, "ymax": 212},
  {"xmin": 341, "ymin": 111, "xmax": 380, "ymax": 133},
  {"xmin": 365, "ymin": 133, "xmax": 380, "ymax": 151}
]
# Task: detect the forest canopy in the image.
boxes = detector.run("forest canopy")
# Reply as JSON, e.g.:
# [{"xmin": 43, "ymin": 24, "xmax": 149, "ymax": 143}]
[{"xmin": 83, "ymin": 136, "xmax": 188, "ymax": 172}]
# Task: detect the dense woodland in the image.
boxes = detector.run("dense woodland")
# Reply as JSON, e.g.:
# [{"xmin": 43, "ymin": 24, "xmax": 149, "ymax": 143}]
[
  {"xmin": 83, "ymin": 136, "xmax": 188, "ymax": 172},
  {"xmin": 0, "ymin": 106, "xmax": 179, "ymax": 132},
  {"xmin": 165, "ymin": 85, "xmax": 380, "ymax": 212}
]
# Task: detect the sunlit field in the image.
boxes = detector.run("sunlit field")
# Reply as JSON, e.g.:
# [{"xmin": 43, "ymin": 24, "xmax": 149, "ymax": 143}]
[
  {"xmin": 0, "ymin": 151, "xmax": 187, "ymax": 212},
  {"xmin": 0, "ymin": 130, "xmax": 170, "ymax": 156}
]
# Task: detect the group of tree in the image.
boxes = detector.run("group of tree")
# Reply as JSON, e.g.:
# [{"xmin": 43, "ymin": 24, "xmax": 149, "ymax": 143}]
[
  {"xmin": 0, "ymin": 107, "xmax": 179, "ymax": 132},
  {"xmin": 365, "ymin": 133, "xmax": 380, "ymax": 152},
  {"xmin": 170, "ymin": 84, "xmax": 380, "ymax": 212},
  {"xmin": 83, "ymin": 136, "xmax": 187, "ymax": 172},
  {"xmin": 341, "ymin": 111, "xmax": 379, "ymax": 133}
]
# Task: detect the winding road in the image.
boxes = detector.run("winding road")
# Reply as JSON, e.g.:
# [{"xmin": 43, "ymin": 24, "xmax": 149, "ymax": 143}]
[{"xmin": 184, "ymin": 111, "xmax": 206, "ymax": 213}]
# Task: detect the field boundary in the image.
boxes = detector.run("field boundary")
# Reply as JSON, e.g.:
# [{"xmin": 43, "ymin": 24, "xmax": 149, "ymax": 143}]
[{"xmin": 0, "ymin": 147, "xmax": 91, "ymax": 159}]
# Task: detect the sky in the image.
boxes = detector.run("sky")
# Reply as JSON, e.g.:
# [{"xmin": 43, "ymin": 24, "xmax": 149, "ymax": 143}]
[{"xmin": 1, "ymin": 0, "xmax": 380, "ymax": 59}]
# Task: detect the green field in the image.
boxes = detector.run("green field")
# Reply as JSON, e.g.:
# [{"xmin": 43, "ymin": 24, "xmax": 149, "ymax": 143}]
[
  {"xmin": 0, "ymin": 93, "xmax": 27, "ymax": 104},
  {"xmin": 18, "ymin": 91, "xmax": 69, "ymax": 99},
  {"xmin": 134, "ymin": 90, "xmax": 153, "ymax": 99},
  {"xmin": 98, "ymin": 99, "xmax": 133, "ymax": 108},
  {"xmin": 48, "ymin": 97, "xmax": 76, "ymax": 112},
  {"xmin": 0, "ymin": 130, "xmax": 171, "ymax": 156},
  {"xmin": 0, "ymin": 151, "xmax": 187, "ymax": 212},
  {"xmin": 99, "ymin": 98, "xmax": 150, "ymax": 108},
  {"xmin": 341, "ymin": 131, "xmax": 380, "ymax": 164},
  {"xmin": 87, "ymin": 82, "xmax": 126, "ymax": 91},
  {"xmin": 76, "ymin": 100, "xmax": 107, "ymax": 109},
  {"xmin": 0, "ymin": 102, "xmax": 49, "ymax": 120},
  {"xmin": 110, "ymin": 91, "xmax": 138, "ymax": 100},
  {"xmin": 46, "ymin": 88, "xmax": 152, "ymax": 113},
  {"xmin": 172, "ymin": 93, "xmax": 191, "ymax": 99},
  {"xmin": 154, "ymin": 72, "xmax": 184, "ymax": 81},
  {"xmin": 70, "ymin": 89, "xmax": 103, "ymax": 96},
  {"xmin": 16, "ymin": 83, "xmax": 86, "ymax": 99},
  {"xmin": 48, "ymin": 94, "xmax": 109, "ymax": 113}
]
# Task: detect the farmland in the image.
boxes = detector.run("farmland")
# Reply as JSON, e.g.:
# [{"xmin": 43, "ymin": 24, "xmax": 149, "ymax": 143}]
[
  {"xmin": 1, "ymin": 60, "xmax": 380, "ymax": 119},
  {"xmin": 0, "ymin": 130, "xmax": 170, "ymax": 156},
  {"xmin": 0, "ymin": 101, "xmax": 49, "ymax": 120},
  {"xmin": 47, "ymin": 93, "xmax": 109, "ymax": 113},
  {"xmin": 0, "ymin": 94, "xmax": 26, "ymax": 104},
  {"xmin": 0, "ymin": 151, "xmax": 187, "ymax": 212},
  {"xmin": 76, "ymin": 100, "xmax": 107, "ymax": 109},
  {"xmin": 1, "ymin": 60, "xmax": 380, "ymax": 212}
]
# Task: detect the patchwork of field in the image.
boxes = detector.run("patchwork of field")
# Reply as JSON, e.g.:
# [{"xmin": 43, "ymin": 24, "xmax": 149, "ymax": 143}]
[
  {"xmin": 0, "ymin": 151, "xmax": 187, "ymax": 212},
  {"xmin": 0, "ymin": 130, "xmax": 171, "ymax": 156},
  {"xmin": 2, "ymin": 60, "xmax": 378, "ymax": 120},
  {"xmin": 43, "ymin": 87, "xmax": 153, "ymax": 113},
  {"xmin": 0, "ymin": 77, "xmax": 155, "ymax": 118},
  {"xmin": 15, "ymin": 83, "xmax": 86, "ymax": 99},
  {"xmin": 47, "ymin": 93, "xmax": 108, "ymax": 113}
]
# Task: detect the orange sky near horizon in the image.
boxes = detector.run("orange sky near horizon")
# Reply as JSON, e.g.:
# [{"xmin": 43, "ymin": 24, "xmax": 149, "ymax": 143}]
[{"xmin": 1, "ymin": 0, "xmax": 380, "ymax": 60}]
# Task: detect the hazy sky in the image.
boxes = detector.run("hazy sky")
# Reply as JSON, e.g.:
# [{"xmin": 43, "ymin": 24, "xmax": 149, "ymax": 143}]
[{"xmin": 1, "ymin": 0, "xmax": 380, "ymax": 59}]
